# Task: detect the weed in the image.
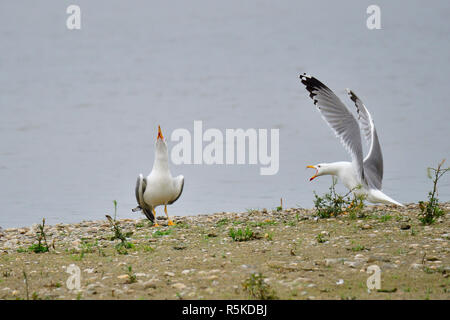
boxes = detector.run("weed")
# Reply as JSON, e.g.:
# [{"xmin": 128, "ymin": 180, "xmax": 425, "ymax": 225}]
[
  {"xmin": 126, "ymin": 266, "xmax": 137, "ymax": 284},
  {"xmin": 106, "ymin": 201, "xmax": 134, "ymax": 255},
  {"xmin": 242, "ymin": 273, "xmax": 277, "ymax": 300},
  {"xmin": 313, "ymin": 177, "xmax": 364, "ymax": 218},
  {"xmin": 216, "ymin": 218, "xmax": 229, "ymax": 227},
  {"xmin": 351, "ymin": 244, "xmax": 366, "ymax": 252},
  {"xmin": 379, "ymin": 215, "xmax": 392, "ymax": 222},
  {"xmin": 249, "ymin": 220, "xmax": 277, "ymax": 228},
  {"xmin": 316, "ymin": 233, "xmax": 327, "ymax": 243},
  {"xmin": 229, "ymin": 227, "xmax": 256, "ymax": 242},
  {"xmin": 152, "ymin": 229, "xmax": 172, "ymax": 237},
  {"xmin": 23, "ymin": 270, "xmax": 29, "ymax": 300},
  {"xmin": 419, "ymin": 159, "xmax": 449, "ymax": 225},
  {"xmin": 142, "ymin": 245, "xmax": 155, "ymax": 252},
  {"xmin": 174, "ymin": 222, "xmax": 190, "ymax": 229},
  {"xmin": 29, "ymin": 218, "xmax": 50, "ymax": 253},
  {"xmin": 276, "ymin": 198, "xmax": 283, "ymax": 212}
]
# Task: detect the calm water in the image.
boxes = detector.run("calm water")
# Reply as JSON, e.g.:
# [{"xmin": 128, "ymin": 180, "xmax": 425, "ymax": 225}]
[{"xmin": 1, "ymin": 1, "xmax": 449, "ymax": 228}]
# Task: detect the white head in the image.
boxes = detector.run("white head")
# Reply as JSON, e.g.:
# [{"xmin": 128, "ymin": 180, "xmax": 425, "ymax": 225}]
[
  {"xmin": 306, "ymin": 163, "xmax": 335, "ymax": 181},
  {"xmin": 153, "ymin": 125, "xmax": 169, "ymax": 169}
]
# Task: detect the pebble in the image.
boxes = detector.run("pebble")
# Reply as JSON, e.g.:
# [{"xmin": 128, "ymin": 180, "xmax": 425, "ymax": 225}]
[
  {"xmin": 400, "ymin": 223, "xmax": 411, "ymax": 230},
  {"xmin": 172, "ymin": 283, "xmax": 187, "ymax": 290}
]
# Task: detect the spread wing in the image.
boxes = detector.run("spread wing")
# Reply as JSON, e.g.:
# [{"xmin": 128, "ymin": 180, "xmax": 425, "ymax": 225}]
[
  {"xmin": 299, "ymin": 74, "xmax": 365, "ymax": 183},
  {"xmin": 346, "ymin": 89, "xmax": 383, "ymax": 190},
  {"xmin": 135, "ymin": 174, "xmax": 155, "ymax": 222},
  {"xmin": 168, "ymin": 175, "xmax": 184, "ymax": 205}
]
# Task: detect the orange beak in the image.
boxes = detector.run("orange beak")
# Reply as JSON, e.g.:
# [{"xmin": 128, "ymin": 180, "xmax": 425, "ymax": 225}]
[
  {"xmin": 306, "ymin": 165, "xmax": 318, "ymax": 181},
  {"xmin": 157, "ymin": 125, "xmax": 164, "ymax": 140}
]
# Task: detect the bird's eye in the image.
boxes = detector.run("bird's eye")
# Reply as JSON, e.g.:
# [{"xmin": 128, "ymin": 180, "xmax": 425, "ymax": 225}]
[{"xmin": 318, "ymin": 165, "xmax": 321, "ymax": 168}]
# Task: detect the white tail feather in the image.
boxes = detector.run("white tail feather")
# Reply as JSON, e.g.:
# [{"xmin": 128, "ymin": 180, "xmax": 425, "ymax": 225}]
[{"xmin": 368, "ymin": 189, "xmax": 404, "ymax": 207}]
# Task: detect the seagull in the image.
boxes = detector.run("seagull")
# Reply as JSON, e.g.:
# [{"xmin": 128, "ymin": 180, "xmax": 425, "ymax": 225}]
[
  {"xmin": 133, "ymin": 126, "xmax": 184, "ymax": 226},
  {"xmin": 299, "ymin": 74, "xmax": 403, "ymax": 206}
]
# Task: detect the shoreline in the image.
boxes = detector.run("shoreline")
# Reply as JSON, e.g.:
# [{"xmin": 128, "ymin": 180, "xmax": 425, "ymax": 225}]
[{"xmin": 0, "ymin": 203, "xmax": 448, "ymax": 300}]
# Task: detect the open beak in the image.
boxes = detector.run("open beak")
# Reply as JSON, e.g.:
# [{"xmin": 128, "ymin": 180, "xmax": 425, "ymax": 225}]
[
  {"xmin": 157, "ymin": 125, "xmax": 164, "ymax": 140},
  {"xmin": 306, "ymin": 165, "xmax": 318, "ymax": 181}
]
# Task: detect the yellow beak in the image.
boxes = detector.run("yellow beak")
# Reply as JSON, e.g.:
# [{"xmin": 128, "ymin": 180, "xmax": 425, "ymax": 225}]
[
  {"xmin": 306, "ymin": 165, "xmax": 318, "ymax": 181},
  {"xmin": 157, "ymin": 125, "xmax": 164, "ymax": 140}
]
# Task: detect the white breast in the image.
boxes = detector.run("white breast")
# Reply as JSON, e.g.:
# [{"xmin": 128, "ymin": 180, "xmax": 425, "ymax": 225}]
[{"xmin": 143, "ymin": 173, "xmax": 176, "ymax": 207}]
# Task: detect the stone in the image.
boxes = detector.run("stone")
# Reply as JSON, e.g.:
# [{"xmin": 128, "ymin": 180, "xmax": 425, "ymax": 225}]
[
  {"xmin": 172, "ymin": 283, "xmax": 187, "ymax": 290},
  {"xmin": 400, "ymin": 223, "xmax": 411, "ymax": 230}
]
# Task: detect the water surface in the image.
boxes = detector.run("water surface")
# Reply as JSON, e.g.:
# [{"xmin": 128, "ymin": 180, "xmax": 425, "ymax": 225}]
[{"xmin": 1, "ymin": 1, "xmax": 449, "ymax": 228}]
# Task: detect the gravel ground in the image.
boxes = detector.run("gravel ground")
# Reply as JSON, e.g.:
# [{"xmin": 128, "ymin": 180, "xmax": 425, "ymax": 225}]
[{"xmin": 0, "ymin": 203, "xmax": 448, "ymax": 300}]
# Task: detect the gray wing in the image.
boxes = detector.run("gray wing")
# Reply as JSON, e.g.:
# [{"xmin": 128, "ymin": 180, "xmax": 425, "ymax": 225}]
[
  {"xmin": 168, "ymin": 175, "xmax": 184, "ymax": 205},
  {"xmin": 299, "ymin": 74, "xmax": 365, "ymax": 183},
  {"xmin": 346, "ymin": 89, "xmax": 383, "ymax": 190},
  {"xmin": 135, "ymin": 174, "xmax": 155, "ymax": 222}
]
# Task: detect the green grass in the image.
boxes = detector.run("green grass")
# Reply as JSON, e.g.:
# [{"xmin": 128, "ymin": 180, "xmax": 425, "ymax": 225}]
[
  {"xmin": 152, "ymin": 229, "xmax": 172, "ymax": 237},
  {"xmin": 249, "ymin": 220, "xmax": 278, "ymax": 227},
  {"xmin": 316, "ymin": 233, "xmax": 327, "ymax": 243},
  {"xmin": 351, "ymin": 244, "xmax": 366, "ymax": 252},
  {"xmin": 242, "ymin": 273, "xmax": 278, "ymax": 300},
  {"xmin": 216, "ymin": 218, "xmax": 229, "ymax": 227},
  {"xmin": 379, "ymin": 215, "xmax": 392, "ymax": 222},
  {"xmin": 229, "ymin": 227, "xmax": 256, "ymax": 242}
]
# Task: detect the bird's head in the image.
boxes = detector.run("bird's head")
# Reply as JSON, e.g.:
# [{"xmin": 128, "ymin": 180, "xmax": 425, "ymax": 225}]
[
  {"xmin": 155, "ymin": 125, "xmax": 167, "ymax": 150},
  {"xmin": 306, "ymin": 163, "xmax": 331, "ymax": 181}
]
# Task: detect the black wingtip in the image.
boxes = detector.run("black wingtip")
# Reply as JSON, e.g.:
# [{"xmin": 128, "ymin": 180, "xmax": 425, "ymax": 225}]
[
  {"xmin": 347, "ymin": 89, "xmax": 358, "ymax": 103},
  {"xmin": 299, "ymin": 73, "xmax": 329, "ymax": 106}
]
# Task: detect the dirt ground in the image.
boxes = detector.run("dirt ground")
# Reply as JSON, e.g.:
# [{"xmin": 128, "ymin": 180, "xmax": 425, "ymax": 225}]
[{"xmin": 0, "ymin": 203, "xmax": 448, "ymax": 300}]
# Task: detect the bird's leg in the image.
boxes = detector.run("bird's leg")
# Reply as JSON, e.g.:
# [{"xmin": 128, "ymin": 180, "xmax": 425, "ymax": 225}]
[
  {"xmin": 165, "ymin": 205, "xmax": 175, "ymax": 226},
  {"xmin": 152, "ymin": 208, "xmax": 160, "ymax": 227}
]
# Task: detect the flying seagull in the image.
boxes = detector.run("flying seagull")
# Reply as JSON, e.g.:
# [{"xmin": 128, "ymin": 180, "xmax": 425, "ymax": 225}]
[
  {"xmin": 133, "ymin": 126, "xmax": 184, "ymax": 226},
  {"xmin": 299, "ymin": 74, "xmax": 403, "ymax": 206}
]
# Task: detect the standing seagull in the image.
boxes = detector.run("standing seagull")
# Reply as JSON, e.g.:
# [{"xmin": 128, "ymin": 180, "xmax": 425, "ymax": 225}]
[
  {"xmin": 134, "ymin": 126, "xmax": 184, "ymax": 226},
  {"xmin": 299, "ymin": 74, "xmax": 403, "ymax": 206}
]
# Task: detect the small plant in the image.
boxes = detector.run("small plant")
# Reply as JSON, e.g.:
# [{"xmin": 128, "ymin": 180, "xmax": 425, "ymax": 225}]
[
  {"xmin": 126, "ymin": 266, "xmax": 137, "ymax": 284},
  {"xmin": 142, "ymin": 245, "xmax": 154, "ymax": 252},
  {"xmin": 152, "ymin": 229, "xmax": 172, "ymax": 237},
  {"xmin": 106, "ymin": 201, "xmax": 134, "ymax": 255},
  {"xmin": 351, "ymin": 244, "xmax": 366, "ymax": 252},
  {"xmin": 216, "ymin": 218, "xmax": 229, "ymax": 227},
  {"xmin": 29, "ymin": 218, "xmax": 50, "ymax": 253},
  {"xmin": 316, "ymin": 233, "xmax": 327, "ymax": 243},
  {"xmin": 419, "ymin": 159, "xmax": 449, "ymax": 225},
  {"xmin": 242, "ymin": 273, "xmax": 277, "ymax": 300},
  {"xmin": 249, "ymin": 220, "xmax": 277, "ymax": 228},
  {"xmin": 276, "ymin": 198, "xmax": 283, "ymax": 212},
  {"xmin": 313, "ymin": 177, "xmax": 364, "ymax": 218},
  {"xmin": 229, "ymin": 227, "xmax": 256, "ymax": 242},
  {"xmin": 379, "ymin": 215, "xmax": 392, "ymax": 222},
  {"xmin": 23, "ymin": 270, "xmax": 29, "ymax": 300}
]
